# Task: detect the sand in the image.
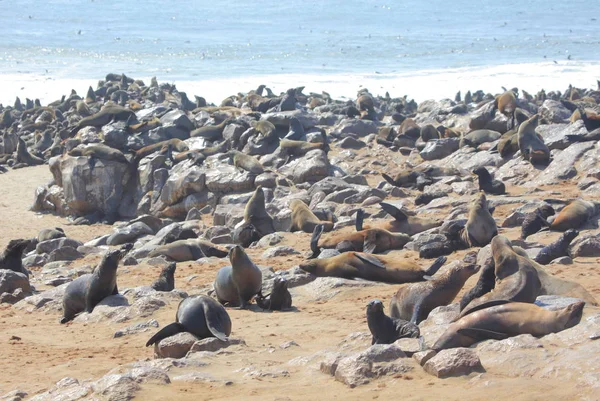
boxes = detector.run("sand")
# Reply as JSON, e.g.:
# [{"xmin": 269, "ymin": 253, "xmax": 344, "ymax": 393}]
[{"xmin": 0, "ymin": 163, "xmax": 599, "ymax": 400}]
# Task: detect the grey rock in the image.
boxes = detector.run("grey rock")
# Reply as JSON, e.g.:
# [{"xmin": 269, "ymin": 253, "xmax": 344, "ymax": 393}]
[
  {"xmin": 154, "ymin": 332, "xmax": 199, "ymax": 359},
  {"xmin": 159, "ymin": 162, "xmax": 206, "ymax": 206},
  {"xmin": 332, "ymin": 119, "xmax": 378, "ymax": 137},
  {"xmin": 114, "ymin": 319, "xmax": 160, "ymax": 338},
  {"xmin": 420, "ymin": 138, "xmax": 460, "ymax": 161},
  {"xmin": 0, "ymin": 271, "xmax": 31, "ymax": 295},
  {"xmin": 338, "ymin": 137, "xmax": 367, "ymax": 149},
  {"xmin": 261, "ymin": 246, "xmax": 300, "ymax": 258},
  {"xmin": 527, "ymin": 142, "xmax": 595, "ymax": 187},
  {"xmin": 188, "ymin": 337, "xmax": 246, "ymax": 354},
  {"xmin": 280, "ymin": 149, "xmax": 330, "ymax": 184},
  {"xmin": 534, "ymin": 295, "xmax": 586, "ymax": 311},
  {"xmin": 36, "ymin": 238, "xmax": 83, "ymax": 255},
  {"xmin": 536, "ymin": 120, "xmax": 589, "ymax": 150},
  {"xmin": 569, "ymin": 233, "xmax": 600, "ymax": 258},
  {"xmin": 502, "ymin": 211, "xmax": 526, "ymax": 227},
  {"xmin": 47, "ymin": 246, "xmax": 83, "ymax": 262},
  {"xmin": 423, "ymin": 348, "xmax": 485, "ymax": 378}
]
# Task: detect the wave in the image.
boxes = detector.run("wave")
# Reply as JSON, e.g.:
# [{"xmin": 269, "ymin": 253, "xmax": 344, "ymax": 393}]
[{"xmin": 1, "ymin": 61, "xmax": 599, "ymax": 106}]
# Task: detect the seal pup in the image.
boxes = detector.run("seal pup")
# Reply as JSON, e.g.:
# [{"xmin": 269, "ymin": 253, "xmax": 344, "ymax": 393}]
[
  {"xmin": 461, "ymin": 192, "xmax": 497, "ymax": 247},
  {"xmin": 299, "ymin": 253, "xmax": 447, "ymax": 284},
  {"xmin": 534, "ymin": 229, "xmax": 579, "ymax": 265},
  {"xmin": 60, "ymin": 244, "xmax": 132, "ymax": 323},
  {"xmin": 16, "ymin": 137, "xmax": 44, "ymax": 166},
  {"xmin": 459, "ymin": 236, "xmax": 541, "ymax": 318},
  {"xmin": 459, "ymin": 256, "xmax": 495, "ymax": 311},
  {"xmin": 256, "ymin": 276, "xmax": 292, "ymax": 311},
  {"xmin": 550, "ymin": 199, "xmax": 599, "ymax": 231},
  {"xmin": 432, "ymin": 300, "xmax": 584, "ymax": 351},
  {"xmin": 520, "ymin": 204, "xmax": 555, "ymax": 239},
  {"xmin": 190, "ymin": 119, "xmax": 232, "ymax": 141},
  {"xmin": 366, "ymin": 300, "xmax": 420, "ymax": 345},
  {"xmin": 146, "ymin": 295, "xmax": 232, "ymax": 346},
  {"xmin": 472, "ymin": 167, "xmax": 505, "ymax": 195},
  {"xmin": 214, "ymin": 246, "xmax": 262, "ymax": 308},
  {"xmin": 389, "ymin": 260, "xmax": 480, "ymax": 324},
  {"xmin": 363, "ymin": 202, "xmax": 441, "ymax": 236},
  {"xmin": 151, "ymin": 262, "xmax": 176, "ymax": 292},
  {"xmin": 289, "ymin": 199, "xmax": 334, "ymax": 233},
  {"xmin": 517, "ymin": 114, "xmax": 550, "ymax": 164},
  {"xmin": 0, "ymin": 239, "xmax": 31, "ymax": 276}
]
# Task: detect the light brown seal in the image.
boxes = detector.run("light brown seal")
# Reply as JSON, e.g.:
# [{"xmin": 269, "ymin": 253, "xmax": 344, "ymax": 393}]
[
  {"xmin": 364, "ymin": 202, "xmax": 441, "ymax": 236},
  {"xmin": 550, "ymin": 199, "xmax": 599, "ymax": 231},
  {"xmin": 461, "ymin": 192, "xmax": 497, "ymax": 247},
  {"xmin": 517, "ymin": 114, "xmax": 550, "ymax": 164},
  {"xmin": 289, "ymin": 199, "xmax": 334, "ymax": 233}
]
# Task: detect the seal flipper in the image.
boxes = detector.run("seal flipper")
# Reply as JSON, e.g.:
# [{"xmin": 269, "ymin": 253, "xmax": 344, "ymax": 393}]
[
  {"xmin": 355, "ymin": 209, "xmax": 365, "ymax": 231},
  {"xmin": 363, "ymin": 230, "xmax": 377, "ymax": 254},
  {"xmin": 146, "ymin": 322, "xmax": 184, "ymax": 347},
  {"xmin": 410, "ymin": 299, "xmax": 424, "ymax": 324},
  {"xmin": 381, "ymin": 173, "xmax": 398, "ymax": 187},
  {"xmin": 424, "ymin": 256, "xmax": 447, "ymax": 276},
  {"xmin": 460, "ymin": 299, "xmax": 512, "ymax": 317},
  {"xmin": 112, "ymin": 284, "xmax": 118, "ymax": 295},
  {"xmin": 308, "ymin": 224, "xmax": 325, "ymax": 259},
  {"xmin": 203, "ymin": 303, "xmax": 230, "ymax": 341},
  {"xmin": 354, "ymin": 253, "xmax": 386, "ymax": 269},
  {"xmin": 379, "ymin": 202, "xmax": 408, "ymax": 222},
  {"xmin": 457, "ymin": 328, "xmax": 509, "ymax": 342}
]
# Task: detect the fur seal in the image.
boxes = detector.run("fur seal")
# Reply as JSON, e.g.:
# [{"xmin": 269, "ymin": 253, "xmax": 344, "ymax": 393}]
[
  {"xmin": 364, "ymin": 202, "xmax": 441, "ymax": 236},
  {"xmin": 550, "ymin": 199, "xmax": 599, "ymax": 231},
  {"xmin": 283, "ymin": 117, "xmax": 305, "ymax": 140},
  {"xmin": 70, "ymin": 104, "xmax": 136, "ymax": 136},
  {"xmin": 229, "ymin": 150, "xmax": 264, "ymax": 174},
  {"xmin": 461, "ymin": 129, "xmax": 502, "ymax": 148},
  {"xmin": 240, "ymin": 186, "xmax": 275, "ymax": 238},
  {"xmin": 0, "ymin": 239, "xmax": 31, "ymax": 276},
  {"xmin": 492, "ymin": 90, "xmax": 517, "ymax": 126},
  {"xmin": 309, "ymin": 220, "xmax": 411, "ymax": 257},
  {"xmin": 459, "ymin": 255, "xmax": 495, "ymax": 311},
  {"xmin": 534, "ymin": 229, "xmax": 579, "ymax": 265},
  {"xmin": 366, "ymin": 300, "xmax": 420, "ymax": 345},
  {"xmin": 289, "ymin": 199, "xmax": 334, "ymax": 233},
  {"xmin": 517, "ymin": 114, "xmax": 550, "ymax": 164},
  {"xmin": 145, "ymin": 295, "xmax": 232, "ymax": 346},
  {"xmin": 459, "ymin": 236, "xmax": 541, "ymax": 318},
  {"xmin": 461, "ymin": 192, "xmax": 497, "ymax": 247},
  {"xmin": 520, "ymin": 204, "xmax": 555, "ymax": 239},
  {"xmin": 60, "ymin": 244, "xmax": 131, "ymax": 323},
  {"xmin": 299, "ymin": 253, "xmax": 447, "ymax": 284},
  {"xmin": 214, "ymin": 245, "xmax": 262, "ymax": 308},
  {"xmin": 256, "ymin": 276, "xmax": 292, "ymax": 311},
  {"xmin": 148, "ymin": 239, "xmax": 228, "ymax": 262},
  {"xmin": 68, "ymin": 144, "xmax": 129, "ymax": 164},
  {"xmin": 472, "ymin": 167, "xmax": 505, "ymax": 195},
  {"xmin": 190, "ymin": 119, "xmax": 231, "ymax": 141},
  {"xmin": 134, "ymin": 139, "xmax": 188, "ymax": 162},
  {"xmin": 389, "ymin": 260, "xmax": 479, "ymax": 324},
  {"xmin": 279, "ymin": 138, "xmax": 328, "ymax": 162},
  {"xmin": 151, "ymin": 262, "xmax": 176, "ymax": 292},
  {"xmin": 16, "ymin": 137, "xmax": 44, "ymax": 166},
  {"xmin": 432, "ymin": 300, "xmax": 584, "ymax": 351}
]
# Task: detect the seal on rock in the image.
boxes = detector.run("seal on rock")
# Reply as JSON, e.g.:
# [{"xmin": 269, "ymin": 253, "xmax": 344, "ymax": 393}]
[
  {"xmin": 472, "ymin": 167, "xmax": 505, "ymax": 195},
  {"xmin": 534, "ymin": 229, "xmax": 579, "ymax": 265},
  {"xmin": 70, "ymin": 104, "xmax": 136, "ymax": 137},
  {"xmin": 0, "ymin": 239, "xmax": 31, "ymax": 276},
  {"xmin": 299, "ymin": 253, "xmax": 447, "ymax": 284},
  {"xmin": 228, "ymin": 150, "xmax": 265, "ymax": 174},
  {"xmin": 16, "ymin": 137, "xmax": 44, "ymax": 166},
  {"xmin": 364, "ymin": 202, "xmax": 441, "ymax": 236},
  {"xmin": 68, "ymin": 144, "xmax": 129, "ymax": 165},
  {"xmin": 256, "ymin": 276, "xmax": 292, "ymax": 311},
  {"xmin": 461, "ymin": 192, "xmax": 497, "ymax": 247},
  {"xmin": 366, "ymin": 299, "xmax": 420, "ymax": 345},
  {"xmin": 389, "ymin": 259, "xmax": 480, "ymax": 324},
  {"xmin": 151, "ymin": 262, "xmax": 176, "ymax": 292},
  {"xmin": 37, "ymin": 227, "xmax": 65, "ymax": 243},
  {"xmin": 214, "ymin": 246, "xmax": 262, "ymax": 308},
  {"xmin": 60, "ymin": 244, "xmax": 132, "ymax": 323},
  {"xmin": 289, "ymin": 199, "xmax": 334, "ymax": 233},
  {"xmin": 517, "ymin": 114, "xmax": 550, "ymax": 164},
  {"xmin": 550, "ymin": 199, "xmax": 599, "ymax": 232},
  {"xmin": 145, "ymin": 295, "xmax": 232, "ymax": 346},
  {"xmin": 240, "ymin": 186, "xmax": 275, "ymax": 238},
  {"xmin": 432, "ymin": 300, "xmax": 584, "ymax": 350}
]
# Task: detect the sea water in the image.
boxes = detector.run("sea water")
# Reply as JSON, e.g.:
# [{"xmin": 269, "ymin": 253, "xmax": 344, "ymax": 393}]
[{"xmin": 1, "ymin": 0, "xmax": 599, "ymax": 104}]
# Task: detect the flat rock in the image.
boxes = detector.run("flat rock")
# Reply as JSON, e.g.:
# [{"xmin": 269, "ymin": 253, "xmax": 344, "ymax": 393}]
[
  {"xmin": 188, "ymin": 337, "xmax": 246, "ymax": 354},
  {"xmin": 423, "ymin": 348, "xmax": 484, "ymax": 378}
]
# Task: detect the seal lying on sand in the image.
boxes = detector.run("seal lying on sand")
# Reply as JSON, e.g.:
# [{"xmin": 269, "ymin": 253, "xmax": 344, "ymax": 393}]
[
  {"xmin": 550, "ymin": 199, "xmax": 599, "ymax": 231},
  {"xmin": 145, "ymin": 295, "xmax": 232, "ymax": 346},
  {"xmin": 432, "ymin": 300, "xmax": 584, "ymax": 350},
  {"xmin": 361, "ymin": 202, "xmax": 441, "ymax": 236},
  {"xmin": 151, "ymin": 262, "xmax": 176, "ymax": 292},
  {"xmin": 367, "ymin": 299, "xmax": 420, "ymax": 345}
]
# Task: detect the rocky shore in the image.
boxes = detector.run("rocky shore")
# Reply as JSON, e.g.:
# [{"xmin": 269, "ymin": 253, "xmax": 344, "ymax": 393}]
[{"xmin": 1, "ymin": 75, "xmax": 600, "ymax": 400}]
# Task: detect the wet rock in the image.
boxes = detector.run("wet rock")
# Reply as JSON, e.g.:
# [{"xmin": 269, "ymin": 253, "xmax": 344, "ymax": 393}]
[
  {"xmin": 423, "ymin": 348, "xmax": 484, "ymax": 378},
  {"xmin": 569, "ymin": 233, "xmax": 600, "ymax": 258},
  {"xmin": 154, "ymin": 332, "xmax": 199, "ymax": 359}
]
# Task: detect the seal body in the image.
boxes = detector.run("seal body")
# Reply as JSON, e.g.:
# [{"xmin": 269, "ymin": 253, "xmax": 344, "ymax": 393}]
[
  {"xmin": 550, "ymin": 200, "xmax": 598, "ymax": 231},
  {"xmin": 148, "ymin": 239, "xmax": 228, "ymax": 262},
  {"xmin": 432, "ymin": 301, "xmax": 584, "ymax": 350},
  {"xmin": 151, "ymin": 262, "xmax": 176, "ymax": 291},
  {"xmin": 0, "ymin": 239, "xmax": 31, "ymax": 276},
  {"xmin": 367, "ymin": 202, "xmax": 441, "ymax": 236},
  {"xmin": 534, "ymin": 229, "xmax": 579, "ymax": 265},
  {"xmin": 472, "ymin": 167, "xmax": 505, "ymax": 195},
  {"xmin": 146, "ymin": 295, "xmax": 232, "ymax": 346},
  {"xmin": 289, "ymin": 199, "xmax": 334, "ymax": 233},
  {"xmin": 459, "ymin": 256, "xmax": 495, "ymax": 311},
  {"xmin": 389, "ymin": 261, "xmax": 479, "ymax": 323},
  {"xmin": 256, "ymin": 276, "xmax": 292, "ymax": 311},
  {"xmin": 520, "ymin": 204, "xmax": 555, "ymax": 239},
  {"xmin": 214, "ymin": 246, "xmax": 262, "ymax": 308},
  {"xmin": 60, "ymin": 244, "xmax": 131, "ymax": 323},
  {"xmin": 366, "ymin": 300, "xmax": 420, "ymax": 345},
  {"xmin": 300, "ymin": 253, "xmax": 447, "ymax": 284},
  {"xmin": 517, "ymin": 114, "xmax": 550, "ymax": 164},
  {"xmin": 462, "ymin": 192, "xmax": 497, "ymax": 247}
]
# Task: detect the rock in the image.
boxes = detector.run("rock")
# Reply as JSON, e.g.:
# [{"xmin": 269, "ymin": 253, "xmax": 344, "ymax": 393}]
[
  {"xmin": 423, "ymin": 348, "xmax": 485, "ymax": 378},
  {"xmin": 502, "ymin": 211, "xmax": 525, "ymax": 227},
  {"xmin": 320, "ymin": 352, "xmax": 345, "ymax": 375},
  {"xmin": 536, "ymin": 120, "xmax": 589, "ymax": 150},
  {"xmin": 154, "ymin": 332, "xmax": 199, "ymax": 359},
  {"xmin": 358, "ymin": 343, "xmax": 406, "ymax": 362},
  {"xmin": 309, "ymin": 177, "xmax": 353, "ymax": 196},
  {"xmin": 22, "ymin": 254, "xmax": 47, "ymax": 268},
  {"xmin": 255, "ymin": 233, "xmax": 284, "ymax": 247},
  {"xmin": 420, "ymin": 138, "xmax": 460, "ymax": 160},
  {"xmin": 404, "ymin": 234, "xmax": 447, "ymax": 252},
  {"xmin": 213, "ymin": 204, "xmax": 245, "ymax": 228},
  {"xmin": 334, "ymin": 354, "xmax": 372, "ymax": 388},
  {"xmin": 569, "ymin": 233, "xmax": 600, "ymax": 258},
  {"xmin": 476, "ymin": 334, "xmax": 543, "ymax": 353},
  {"xmin": 338, "ymin": 137, "xmax": 367, "ymax": 149},
  {"xmin": 188, "ymin": 337, "xmax": 246, "ymax": 354},
  {"xmin": 280, "ymin": 150, "xmax": 330, "ymax": 184},
  {"xmin": 0, "ymin": 390, "xmax": 27, "ymax": 401},
  {"xmin": 550, "ymin": 256, "xmax": 573, "ymax": 265},
  {"xmin": 261, "ymin": 110, "xmax": 320, "ymax": 130},
  {"xmin": 280, "ymin": 341, "xmax": 299, "ymax": 349},
  {"xmin": 413, "ymin": 350, "xmax": 437, "ymax": 366},
  {"xmin": 261, "ymin": 246, "xmax": 300, "ymax": 258},
  {"xmin": 107, "ymin": 222, "xmax": 154, "ymax": 246},
  {"xmin": 534, "ymin": 295, "xmax": 585, "ymax": 311},
  {"xmin": 160, "ymin": 109, "xmax": 194, "ymax": 132},
  {"xmin": 527, "ymin": 142, "xmax": 595, "ymax": 187},
  {"xmin": 114, "ymin": 319, "xmax": 160, "ymax": 338},
  {"xmin": 47, "ymin": 246, "xmax": 83, "ymax": 262},
  {"xmin": 539, "ymin": 100, "xmax": 571, "ymax": 123},
  {"xmin": 332, "ymin": 119, "xmax": 378, "ymax": 137},
  {"xmin": 159, "ymin": 162, "xmax": 206, "ymax": 206},
  {"xmin": 0, "ymin": 271, "xmax": 31, "ymax": 295},
  {"xmin": 395, "ymin": 338, "xmax": 422, "ymax": 355},
  {"xmin": 204, "ymin": 163, "xmax": 254, "ymax": 193},
  {"xmin": 36, "ymin": 238, "xmax": 83, "ymax": 254},
  {"xmin": 255, "ymin": 172, "xmax": 277, "ymax": 188}
]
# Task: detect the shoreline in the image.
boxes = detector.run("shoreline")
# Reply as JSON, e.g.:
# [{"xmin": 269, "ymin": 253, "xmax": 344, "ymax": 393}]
[{"xmin": 1, "ymin": 60, "xmax": 599, "ymax": 106}]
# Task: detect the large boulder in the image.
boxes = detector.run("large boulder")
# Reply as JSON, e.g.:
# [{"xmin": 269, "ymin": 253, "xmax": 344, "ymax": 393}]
[{"xmin": 280, "ymin": 150, "xmax": 330, "ymax": 184}]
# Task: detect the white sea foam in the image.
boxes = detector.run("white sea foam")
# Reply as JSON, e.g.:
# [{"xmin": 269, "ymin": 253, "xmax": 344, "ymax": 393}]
[{"xmin": 1, "ymin": 61, "xmax": 598, "ymax": 106}]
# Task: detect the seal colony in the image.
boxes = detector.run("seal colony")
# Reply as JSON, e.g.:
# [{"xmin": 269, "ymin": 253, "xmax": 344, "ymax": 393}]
[{"xmin": 1, "ymin": 74, "xmax": 600, "ymax": 398}]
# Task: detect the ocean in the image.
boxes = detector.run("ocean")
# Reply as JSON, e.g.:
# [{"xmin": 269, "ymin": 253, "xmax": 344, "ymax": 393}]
[{"xmin": 1, "ymin": 0, "xmax": 600, "ymax": 104}]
